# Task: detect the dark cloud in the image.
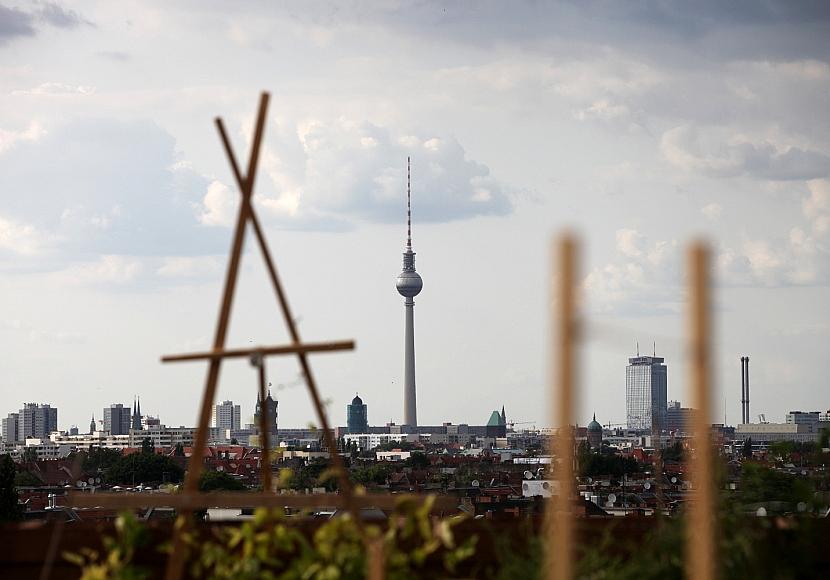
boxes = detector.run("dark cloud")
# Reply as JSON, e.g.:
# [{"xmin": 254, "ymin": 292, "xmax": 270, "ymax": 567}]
[
  {"xmin": 0, "ymin": 4, "xmax": 35, "ymax": 44},
  {"xmin": 0, "ymin": 1, "xmax": 90, "ymax": 47},
  {"xmin": 36, "ymin": 1, "xmax": 92, "ymax": 28},
  {"xmin": 661, "ymin": 125, "xmax": 830, "ymax": 181},
  {"xmin": 269, "ymin": 0, "xmax": 830, "ymax": 64},
  {"xmin": 97, "ymin": 50, "xmax": 131, "ymax": 61}
]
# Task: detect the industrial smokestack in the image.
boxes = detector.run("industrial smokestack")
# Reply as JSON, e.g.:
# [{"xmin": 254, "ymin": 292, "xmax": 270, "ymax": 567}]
[
  {"xmin": 745, "ymin": 356, "xmax": 750, "ymax": 424},
  {"xmin": 740, "ymin": 357, "xmax": 746, "ymax": 424}
]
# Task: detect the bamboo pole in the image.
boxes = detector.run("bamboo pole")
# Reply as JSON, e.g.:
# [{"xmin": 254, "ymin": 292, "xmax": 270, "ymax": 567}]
[
  {"xmin": 161, "ymin": 340, "xmax": 354, "ymax": 363},
  {"xmin": 67, "ymin": 492, "xmax": 456, "ymax": 511},
  {"xmin": 546, "ymin": 234, "xmax": 577, "ymax": 580},
  {"xmin": 686, "ymin": 242, "xmax": 715, "ymax": 580},
  {"xmin": 164, "ymin": 92, "xmax": 270, "ymax": 580}
]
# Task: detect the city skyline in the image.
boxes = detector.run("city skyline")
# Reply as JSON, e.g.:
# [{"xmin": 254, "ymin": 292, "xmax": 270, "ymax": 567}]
[{"xmin": 0, "ymin": 2, "xmax": 828, "ymax": 431}]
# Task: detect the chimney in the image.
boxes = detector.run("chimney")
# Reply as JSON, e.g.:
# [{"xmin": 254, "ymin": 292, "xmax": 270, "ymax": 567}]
[
  {"xmin": 745, "ymin": 356, "xmax": 750, "ymax": 424},
  {"xmin": 740, "ymin": 357, "xmax": 746, "ymax": 424}
]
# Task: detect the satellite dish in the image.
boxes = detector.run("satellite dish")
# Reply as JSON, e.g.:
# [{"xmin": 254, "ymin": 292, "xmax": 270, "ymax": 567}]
[
  {"xmin": 524, "ymin": 470, "xmax": 533, "ymax": 480},
  {"xmin": 88, "ymin": 477, "xmax": 95, "ymax": 485},
  {"xmin": 606, "ymin": 501, "xmax": 614, "ymax": 508},
  {"xmin": 608, "ymin": 493, "xmax": 617, "ymax": 503},
  {"xmin": 644, "ymin": 482, "xmax": 651, "ymax": 490},
  {"xmin": 671, "ymin": 477, "xmax": 677, "ymax": 484},
  {"xmin": 587, "ymin": 477, "xmax": 593, "ymax": 484},
  {"xmin": 471, "ymin": 480, "xmax": 480, "ymax": 487}
]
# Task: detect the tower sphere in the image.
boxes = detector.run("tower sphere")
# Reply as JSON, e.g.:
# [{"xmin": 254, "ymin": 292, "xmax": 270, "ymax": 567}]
[{"xmin": 396, "ymin": 270, "xmax": 423, "ymax": 297}]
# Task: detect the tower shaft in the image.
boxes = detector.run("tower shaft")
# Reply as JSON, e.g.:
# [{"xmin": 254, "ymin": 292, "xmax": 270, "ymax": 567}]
[{"xmin": 404, "ymin": 297, "xmax": 417, "ymax": 426}]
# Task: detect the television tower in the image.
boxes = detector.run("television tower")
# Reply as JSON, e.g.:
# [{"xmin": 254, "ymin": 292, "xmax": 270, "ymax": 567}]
[{"xmin": 396, "ymin": 157, "xmax": 423, "ymax": 426}]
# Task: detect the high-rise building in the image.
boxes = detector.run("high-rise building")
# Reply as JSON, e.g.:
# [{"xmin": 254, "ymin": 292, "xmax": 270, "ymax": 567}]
[
  {"xmin": 625, "ymin": 354, "xmax": 667, "ymax": 431},
  {"xmin": 347, "ymin": 394, "xmax": 368, "ymax": 434},
  {"xmin": 213, "ymin": 400, "xmax": 241, "ymax": 431},
  {"xmin": 103, "ymin": 404, "xmax": 131, "ymax": 435},
  {"xmin": 2, "ymin": 413, "xmax": 19, "ymax": 443},
  {"xmin": 18, "ymin": 403, "xmax": 58, "ymax": 440},
  {"xmin": 666, "ymin": 401, "xmax": 696, "ymax": 433},
  {"xmin": 396, "ymin": 158, "xmax": 423, "ymax": 427},
  {"xmin": 131, "ymin": 397, "xmax": 143, "ymax": 431}
]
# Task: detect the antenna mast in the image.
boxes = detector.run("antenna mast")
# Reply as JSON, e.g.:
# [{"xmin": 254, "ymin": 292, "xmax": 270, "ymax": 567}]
[{"xmin": 407, "ymin": 156, "xmax": 412, "ymax": 250}]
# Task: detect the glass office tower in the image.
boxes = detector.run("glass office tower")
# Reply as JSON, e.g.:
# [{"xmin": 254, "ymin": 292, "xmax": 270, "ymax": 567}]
[{"xmin": 626, "ymin": 355, "xmax": 668, "ymax": 431}]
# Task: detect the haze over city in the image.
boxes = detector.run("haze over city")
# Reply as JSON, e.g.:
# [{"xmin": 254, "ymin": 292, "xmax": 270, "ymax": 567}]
[{"xmin": 1, "ymin": 1, "xmax": 828, "ymax": 432}]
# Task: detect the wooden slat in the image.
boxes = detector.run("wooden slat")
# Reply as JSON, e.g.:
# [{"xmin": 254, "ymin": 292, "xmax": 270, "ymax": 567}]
[
  {"xmin": 686, "ymin": 243, "xmax": 715, "ymax": 580},
  {"xmin": 547, "ymin": 235, "xmax": 578, "ymax": 580},
  {"xmin": 66, "ymin": 492, "xmax": 457, "ymax": 511},
  {"xmin": 161, "ymin": 340, "xmax": 355, "ymax": 363}
]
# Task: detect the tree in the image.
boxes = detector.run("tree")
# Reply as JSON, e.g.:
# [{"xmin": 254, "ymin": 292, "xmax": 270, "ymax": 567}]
[
  {"xmin": 22, "ymin": 447, "xmax": 38, "ymax": 463},
  {"xmin": 173, "ymin": 443, "xmax": 185, "ymax": 457},
  {"xmin": 0, "ymin": 454, "xmax": 22, "ymax": 522},
  {"xmin": 351, "ymin": 465, "xmax": 392, "ymax": 487},
  {"xmin": 820, "ymin": 429, "xmax": 829, "ymax": 450},
  {"xmin": 404, "ymin": 453, "xmax": 430, "ymax": 470},
  {"xmin": 200, "ymin": 470, "xmax": 246, "ymax": 492},
  {"xmin": 741, "ymin": 438, "xmax": 753, "ymax": 459},
  {"xmin": 141, "ymin": 437, "xmax": 154, "ymax": 455},
  {"xmin": 230, "ymin": 438, "xmax": 239, "ymax": 446},
  {"xmin": 15, "ymin": 470, "xmax": 43, "ymax": 487},
  {"xmin": 82, "ymin": 447, "xmax": 122, "ymax": 474},
  {"xmin": 106, "ymin": 453, "xmax": 184, "ymax": 485},
  {"xmin": 663, "ymin": 441, "xmax": 685, "ymax": 462}
]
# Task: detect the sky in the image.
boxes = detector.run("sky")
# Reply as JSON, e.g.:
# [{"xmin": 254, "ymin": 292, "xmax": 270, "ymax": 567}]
[{"xmin": 1, "ymin": 1, "xmax": 828, "ymax": 432}]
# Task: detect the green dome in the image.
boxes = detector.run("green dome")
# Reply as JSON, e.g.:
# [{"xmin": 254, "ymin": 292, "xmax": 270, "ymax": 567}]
[{"xmin": 587, "ymin": 413, "xmax": 602, "ymax": 432}]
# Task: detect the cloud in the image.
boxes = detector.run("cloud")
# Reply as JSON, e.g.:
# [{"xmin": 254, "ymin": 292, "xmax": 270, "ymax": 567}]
[
  {"xmin": 0, "ymin": 4, "xmax": 35, "ymax": 44},
  {"xmin": 0, "ymin": 117, "xmax": 226, "ymax": 261},
  {"xmin": 0, "ymin": 214, "xmax": 45, "ymax": 255},
  {"xmin": 55, "ymin": 254, "xmax": 143, "ymax": 285},
  {"xmin": 237, "ymin": 118, "xmax": 513, "ymax": 226},
  {"xmin": 198, "ymin": 180, "xmax": 236, "ymax": 227},
  {"xmin": 0, "ymin": 121, "xmax": 44, "ymax": 154},
  {"xmin": 156, "ymin": 256, "xmax": 222, "ymax": 279},
  {"xmin": 583, "ymin": 230, "xmax": 680, "ymax": 315},
  {"xmin": 660, "ymin": 125, "xmax": 830, "ymax": 180},
  {"xmin": 36, "ymin": 1, "xmax": 92, "ymax": 29},
  {"xmin": 11, "ymin": 82, "xmax": 95, "ymax": 96},
  {"xmin": 0, "ymin": 1, "xmax": 91, "ymax": 47},
  {"xmin": 97, "ymin": 50, "xmax": 131, "ymax": 62},
  {"xmin": 804, "ymin": 179, "xmax": 830, "ymax": 235}
]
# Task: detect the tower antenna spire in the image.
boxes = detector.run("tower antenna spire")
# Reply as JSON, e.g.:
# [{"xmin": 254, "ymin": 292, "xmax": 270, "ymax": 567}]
[{"xmin": 407, "ymin": 156, "xmax": 412, "ymax": 250}]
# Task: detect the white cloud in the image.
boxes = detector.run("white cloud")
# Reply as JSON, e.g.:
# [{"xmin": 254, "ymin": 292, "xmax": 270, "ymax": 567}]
[
  {"xmin": 616, "ymin": 228, "xmax": 645, "ymax": 257},
  {"xmin": 804, "ymin": 179, "xmax": 830, "ymax": 236},
  {"xmin": 156, "ymin": 256, "xmax": 222, "ymax": 278},
  {"xmin": 230, "ymin": 117, "xmax": 512, "ymax": 226},
  {"xmin": 56, "ymin": 255, "xmax": 143, "ymax": 285},
  {"xmin": 198, "ymin": 180, "xmax": 237, "ymax": 227},
  {"xmin": 0, "ymin": 214, "xmax": 45, "ymax": 255},
  {"xmin": 11, "ymin": 82, "xmax": 95, "ymax": 96},
  {"xmin": 0, "ymin": 121, "xmax": 45, "ymax": 154},
  {"xmin": 584, "ymin": 230, "xmax": 680, "ymax": 315}
]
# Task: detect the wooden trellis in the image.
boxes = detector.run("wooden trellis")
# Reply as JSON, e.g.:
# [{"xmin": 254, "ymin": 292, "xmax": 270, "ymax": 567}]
[
  {"xmin": 545, "ymin": 237, "xmax": 716, "ymax": 580},
  {"xmin": 64, "ymin": 92, "xmax": 456, "ymax": 580}
]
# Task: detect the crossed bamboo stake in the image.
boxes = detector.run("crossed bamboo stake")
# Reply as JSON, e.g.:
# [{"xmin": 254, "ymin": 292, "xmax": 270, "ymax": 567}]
[{"xmin": 157, "ymin": 92, "xmax": 370, "ymax": 579}]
